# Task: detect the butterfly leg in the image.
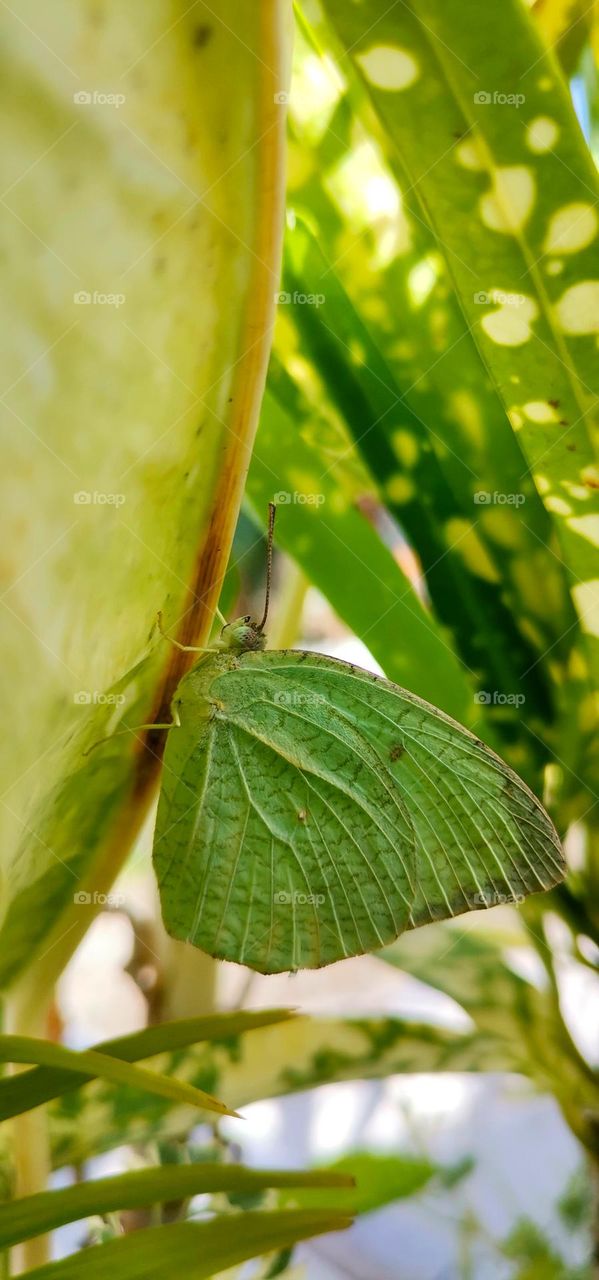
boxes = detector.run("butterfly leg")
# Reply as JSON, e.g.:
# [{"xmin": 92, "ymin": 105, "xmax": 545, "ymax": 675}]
[
  {"xmin": 83, "ymin": 708, "xmax": 180, "ymax": 757},
  {"xmin": 155, "ymin": 610, "xmax": 216, "ymax": 654}
]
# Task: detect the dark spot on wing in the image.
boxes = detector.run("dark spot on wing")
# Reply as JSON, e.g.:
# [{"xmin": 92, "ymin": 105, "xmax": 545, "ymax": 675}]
[{"xmin": 389, "ymin": 744, "xmax": 405, "ymax": 762}]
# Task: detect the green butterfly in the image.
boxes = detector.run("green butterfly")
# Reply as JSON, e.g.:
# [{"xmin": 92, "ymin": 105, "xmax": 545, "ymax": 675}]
[{"xmin": 149, "ymin": 505, "xmax": 564, "ymax": 974}]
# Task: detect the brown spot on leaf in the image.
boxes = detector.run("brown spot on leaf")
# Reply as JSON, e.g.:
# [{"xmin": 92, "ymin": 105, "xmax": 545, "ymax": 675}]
[{"xmin": 390, "ymin": 744, "xmax": 405, "ymax": 762}]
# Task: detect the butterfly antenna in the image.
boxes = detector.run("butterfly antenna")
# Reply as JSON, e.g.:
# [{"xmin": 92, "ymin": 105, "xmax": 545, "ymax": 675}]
[{"xmin": 257, "ymin": 502, "xmax": 276, "ymax": 632}]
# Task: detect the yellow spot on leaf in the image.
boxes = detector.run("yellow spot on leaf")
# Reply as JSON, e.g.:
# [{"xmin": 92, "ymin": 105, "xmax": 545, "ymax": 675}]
[
  {"xmin": 445, "ymin": 519, "xmax": 500, "ymax": 583},
  {"xmin": 526, "ymin": 116, "xmax": 559, "ymax": 153},
  {"xmin": 481, "ymin": 296, "xmax": 538, "ymax": 346},
  {"xmin": 543, "ymin": 204, "xmax": 598, "ymax": 255},
  {"xmin": 571, "ymin": 579, "xmax": 599, "ymax": 637},
  {"xmin": 480, "ymin": 508, "xmax": 523, "ymax": 548},
  {"xmin": 581, "ymin": 466, "xmax": 599, "ymax": 490},
  {"xmin": 455, "ymin": 139, "xmax": 485, "ymax": 171},
  {"xmin": 480, "ymin": 167, "xmax": 535, "ymax": 235},
  {"xmin": 568, "ymin": 515, "xmax": 599, "ymax": 546},
  {"xmin": 448, "ymin": 391, "xmax": 484, "ymax": 448},
  {"xmin": 391, "ymin": 430, "xmax": 419, "ymax": 468},
  {"xmin": 555, "ymin": 281, "xmax": 599, "ymax": 335},
  {"xmin": 386, "ymin": 475, "xmax": 415, "ymax": 504},
  {"xmin": 546, "ymin": 259, "xmax": 564, "ymax": 275},
  {"xmin": 523, "ymin": 400, "xmax": 559, "ymax": 423},
  {"xmin": 545, "ymin": 495, "xmax": 572, "ymax": 515},
  {"xmin": 356, "ymin": 45, "xmax": 418, "ymax": 91}
]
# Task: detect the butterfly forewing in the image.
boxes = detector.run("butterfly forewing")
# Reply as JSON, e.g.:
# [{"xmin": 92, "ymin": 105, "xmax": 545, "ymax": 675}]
[
  {"xmin": 153, "ymin": 648, "xmax": 564, "ymax": 973},
  {"xmin": 154, "ymin": 652, "xmax": 416, "ymax": 972}
]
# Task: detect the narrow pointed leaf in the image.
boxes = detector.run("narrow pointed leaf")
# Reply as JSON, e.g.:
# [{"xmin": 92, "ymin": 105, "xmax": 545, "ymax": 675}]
[
  {"xmin": 18, "ymin": 1211, "xmax": 352, "ymax": 1280},
  {"xmin": 0, "ymin": 1036, "xmax": 235, "ymax": 1119},
  {"xmin": 0, "ymin": 1010, "xmax": 293, "ymax": 1122},
  {"xmin": 0, "ymin": 1163, "xmax": 353, "ymax": 1250}
]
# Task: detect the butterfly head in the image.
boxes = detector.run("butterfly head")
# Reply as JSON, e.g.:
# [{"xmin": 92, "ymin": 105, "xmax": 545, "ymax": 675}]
[{"xmin": 218, "ymin": 615, "xmax": 267, "ymax": 654}]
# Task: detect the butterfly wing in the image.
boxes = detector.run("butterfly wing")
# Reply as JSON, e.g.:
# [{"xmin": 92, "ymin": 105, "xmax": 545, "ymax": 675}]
[
  {"xmin": 153, "ymin": 653, "xmax": 416, "ymax": 972},
  {"xmin": 153, "ymin": 648, "xmax": 564, "ymax": 973},
  {"xmin": 227, "ymin": 650, "xmax": 564, "ymax": 929}
]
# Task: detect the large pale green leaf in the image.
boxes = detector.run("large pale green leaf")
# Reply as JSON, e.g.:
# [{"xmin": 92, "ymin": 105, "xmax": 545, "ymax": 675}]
[
  {"xmin": 0, "ymin": 1, "xmax": 288, "ymax": 998},
  {"xmin": 18, "ymin": 1211, "xmax": 351, "ymax": 1280},
  {"xmin": 0, "ymin": 1163, "xmax": 353, "ymax": 1250}
]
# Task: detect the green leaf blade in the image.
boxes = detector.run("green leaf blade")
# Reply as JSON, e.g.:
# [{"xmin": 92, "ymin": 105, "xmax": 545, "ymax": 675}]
[
  {"xmin": 0, "ymin": 1036, "xmax": 235, "ymax": 1119},
  {"xmin": 0, "ymin": 1163, "xmax": 354, "ymax": 1250},
  {"xmin": 16, "ymin": 1212, "xmax": 352, "ymax": 1280}
]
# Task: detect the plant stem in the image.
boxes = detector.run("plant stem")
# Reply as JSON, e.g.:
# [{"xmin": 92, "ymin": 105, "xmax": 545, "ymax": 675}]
[{"xmin": 6, "ymin": 996, "xmax": 51, "ymax": 1271}]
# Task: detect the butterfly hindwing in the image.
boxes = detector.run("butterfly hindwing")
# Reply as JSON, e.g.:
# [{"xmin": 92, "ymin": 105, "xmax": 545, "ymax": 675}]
[
  {"xmin": 153, "ymin": 648, "xmax": 564, "ymax": 973},
  {"xmin": 153, "ymin": 651, "xmax": 416, "ymax": 972}
]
